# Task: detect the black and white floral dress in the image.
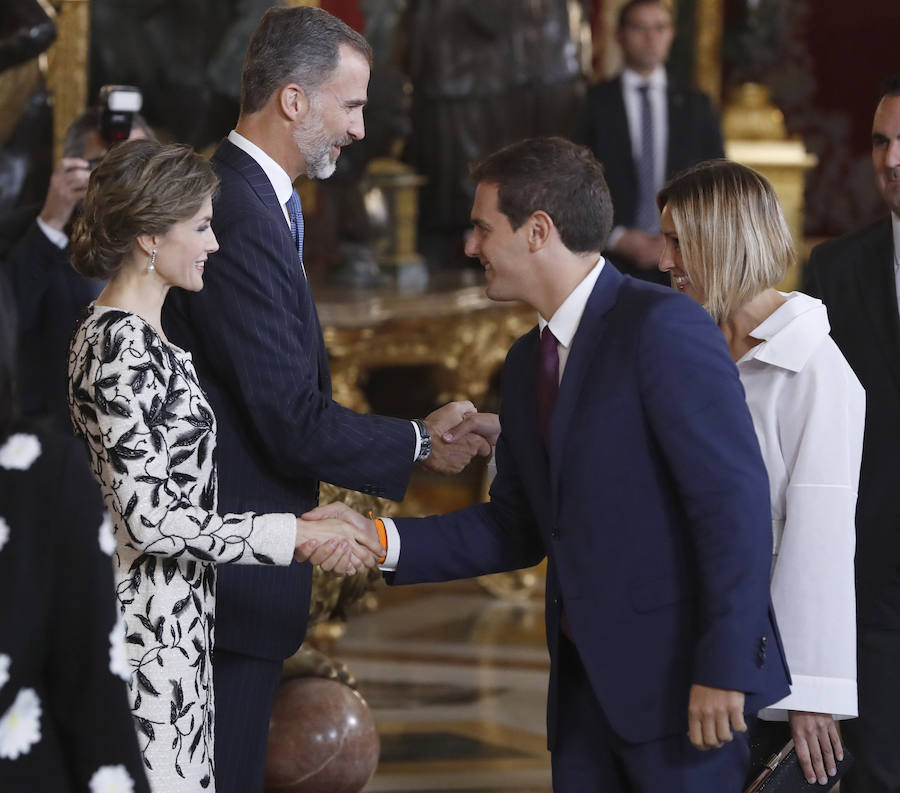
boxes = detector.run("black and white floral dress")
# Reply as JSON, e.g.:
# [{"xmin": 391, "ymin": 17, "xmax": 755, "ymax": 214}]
[{"xmin": 68, "ymin": 305, "xmax": 296, "ymax": 792}]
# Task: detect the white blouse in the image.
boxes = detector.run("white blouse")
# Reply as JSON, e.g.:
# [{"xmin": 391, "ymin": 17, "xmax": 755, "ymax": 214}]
[{"xmin": 739, "ymin": 292, "xmax": 864, "ymax": 721}]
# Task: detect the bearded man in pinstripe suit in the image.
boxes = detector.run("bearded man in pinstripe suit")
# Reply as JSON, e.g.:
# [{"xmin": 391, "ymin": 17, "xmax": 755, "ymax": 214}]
[{"xmin": 163, "ymin": 7, "xmax": 491, "ymax": 791}]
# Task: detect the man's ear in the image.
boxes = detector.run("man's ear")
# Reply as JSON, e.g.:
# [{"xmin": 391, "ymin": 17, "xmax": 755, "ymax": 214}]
[
  {"xmin": 279, "ymin": 83, "xmax": 310, "ymax": 122},
  {"xmin": 528, "ymin": 211, "xmax": 554, "ymax": 252}
]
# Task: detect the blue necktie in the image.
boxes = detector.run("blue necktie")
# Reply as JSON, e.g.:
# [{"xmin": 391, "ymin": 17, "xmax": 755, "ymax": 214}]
[
  {"xmin": 635, "ymin": 84, "xmax": 660, "ymax": 234},
  {"xmin": 285, "ymin": 189, "xmax": 305, "ymax": 272}
]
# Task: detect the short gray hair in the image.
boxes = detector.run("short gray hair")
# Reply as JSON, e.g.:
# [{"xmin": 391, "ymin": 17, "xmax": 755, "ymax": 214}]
[{"xmin": 240, "ymin": 6, "xmax": 372, "ymax": 115}]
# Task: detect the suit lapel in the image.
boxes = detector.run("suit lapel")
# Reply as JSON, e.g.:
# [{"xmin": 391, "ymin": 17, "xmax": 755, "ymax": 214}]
[
  {"xmin": 665, "ymin": 85, "xmax": 687, "ymax": 176},
  {"xmin": 609, "ymin": 78, "xmax": 637, "ymax": 185},
  {"xmin": 855, "ymin": 220, "xmax": 900, "ymax": 389},
  {"xmin": 213, "ymin": 139, "xmax": 330, "ymax": 387},
  {"xmin": 547, "ymin": 265, "xmax": 623, "ymax": 502}
]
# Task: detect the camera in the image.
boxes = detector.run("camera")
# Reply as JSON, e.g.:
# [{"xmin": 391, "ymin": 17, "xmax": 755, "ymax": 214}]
[{"xmin": 98, "ymin": 85, "xmax": 143, "ymax": 147}]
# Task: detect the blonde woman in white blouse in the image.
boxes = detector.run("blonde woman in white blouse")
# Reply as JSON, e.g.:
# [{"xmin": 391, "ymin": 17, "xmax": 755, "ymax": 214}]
[{"xmin": 657, "ymin": 160, "xmax": 864, "ymax": 788}]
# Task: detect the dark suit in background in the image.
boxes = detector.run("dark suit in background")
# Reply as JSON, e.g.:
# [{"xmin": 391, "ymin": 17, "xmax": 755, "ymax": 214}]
[
  {"xmin": 163, "ymin": 139, "xmax": 417, "ymax": 788},
  {"xmin": 0, "ymin": 208, "xmax": 101, "ymax": 430},
  {"xmin": 0, "ymin": 421, "xmax": 150, "ymax": 792},
  {"xmin": 805, "ymin": 217, "xmax": 900, "ymax": 793},
  {"xmin": 388, "ymin": 264, "xmax": 790, "ymax": 791},
  {"xmin": 575, "ymin": 74, "xmax": 724, "ymax": 284}
]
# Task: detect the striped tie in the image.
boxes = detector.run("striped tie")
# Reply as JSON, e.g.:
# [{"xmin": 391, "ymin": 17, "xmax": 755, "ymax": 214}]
[
  {"xmin": 635, "ymin": 83, "xmax": 660, "ymax": 234},
  {"xmin": 285, "ymin": 189, "xmax": 305, "ymax": 273}
]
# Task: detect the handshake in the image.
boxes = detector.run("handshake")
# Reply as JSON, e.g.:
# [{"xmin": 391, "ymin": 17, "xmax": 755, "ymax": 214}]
[{"xmin": 292, "ymin": 401, "xmax": 500, "ymax": 576}]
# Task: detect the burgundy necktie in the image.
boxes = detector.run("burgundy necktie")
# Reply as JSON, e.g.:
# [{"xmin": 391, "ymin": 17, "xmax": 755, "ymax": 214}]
[{"xmin": 536, "ymin": 325, "xmax": 559, "ymax": 445}]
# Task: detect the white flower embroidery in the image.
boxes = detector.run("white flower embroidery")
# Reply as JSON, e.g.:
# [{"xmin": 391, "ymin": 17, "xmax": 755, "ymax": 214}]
[
  {"xmin": 108, "ymin": 613, "xmax": 130, "ymax": 682},
  {"xmin": 0, "ymin": 688, "xmax": 42, "ymax": 759},
  {"xmin": 0, "ymin": 433, "xmax": 41, "ymax": 470},
  {"xmin": 0, "ymin": 516, "xmax": 8, "ymax": 553},
  {"xmin": 0, "ymin": 655, "xmax": 9, "ymax": 691},
  {"xmin": 98, "ymin": 513, "xmax": 116, "ymax": 556},
  {"xmin": 89, "ymin": 764, "xmax": 135, "ymax": 793}
]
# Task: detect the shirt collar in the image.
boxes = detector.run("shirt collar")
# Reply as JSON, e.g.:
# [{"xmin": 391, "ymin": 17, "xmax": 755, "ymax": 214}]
[
  {"xmin": 622, "ymin": 67, "xmax": 667, "ymax": 91},
  {"xmin": 538, "ymin": 258, "xmax": 606, "ymax": 349},
  {"xmin": 227, "ymin": 130, "xmax": 295, "ymax": 209},
  {"xmin": 739, "ymin": 292, "xmax": 831, "ymax": 372},
  {"xmin": 892, "ymin": 211, "xmax": 900, "ymax": 270}
]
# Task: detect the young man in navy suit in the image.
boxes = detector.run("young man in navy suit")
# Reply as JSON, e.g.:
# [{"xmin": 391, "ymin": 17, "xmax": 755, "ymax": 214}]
[
  {"xmin": 308, "ymin": 136, "xmax": 791, "ymax": 792},
  {"xmin": 163, "ymin": 7, "xmax": 492, "ymax": 791}
]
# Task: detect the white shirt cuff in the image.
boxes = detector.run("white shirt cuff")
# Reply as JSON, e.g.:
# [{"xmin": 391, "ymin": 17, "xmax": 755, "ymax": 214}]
[
  {"xmin": 411, "ymin": 420, "xmax": 421, "ymax": 461},
  {"xmin": 377, "ymin": 517, "xmax": 400, "ymax": 571},
  {"xmin": 36, "ymin": 216, "xmax": 69, "ymax": 249}
]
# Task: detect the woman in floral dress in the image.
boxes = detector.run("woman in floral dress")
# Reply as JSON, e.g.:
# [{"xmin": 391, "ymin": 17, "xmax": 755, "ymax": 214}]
[
  {"xmin": 66, "ymin": 140, "xmax": 379, "ymax": 792},
  {"xmin": 0, "ymin": 277, "xmax": 150, "ymax": 792}
]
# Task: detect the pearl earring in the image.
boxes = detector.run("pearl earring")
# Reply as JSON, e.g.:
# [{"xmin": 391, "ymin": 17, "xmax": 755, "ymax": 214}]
[{"xmin": 148, "ymin": 248, "xmax": 157, "ymax": 272}]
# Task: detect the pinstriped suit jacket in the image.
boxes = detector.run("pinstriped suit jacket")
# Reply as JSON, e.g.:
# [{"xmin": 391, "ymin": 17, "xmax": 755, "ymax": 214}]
[{"xmin": 163, "ymin": 139, "xmax": 415, "ymax": 660}]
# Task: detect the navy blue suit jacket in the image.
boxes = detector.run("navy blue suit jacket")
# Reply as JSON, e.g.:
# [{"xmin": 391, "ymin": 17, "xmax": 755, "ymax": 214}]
[
  {"xmin": 390, "ymin": 265, "xmax": 790, "ymax": 746},
  {"xmin": 163, "ymin": 139, "xmax": 416, "ymax": 660},
  {"xmin": 806, "ymin": 218, "xmax": 900, "ymax": 629}
]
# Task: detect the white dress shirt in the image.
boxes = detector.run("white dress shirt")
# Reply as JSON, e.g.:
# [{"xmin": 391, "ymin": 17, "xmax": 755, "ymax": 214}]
[
  {"xmin": 379, "ymin": 259, "xmax": 607, "ymax": 570},
  {"xmin": 607, "ymin": 67, "xmax": 668, "ymax": 250},
  {"xmin": 740, "ymin": 292, "xmax": 863, "ymax": 721}
]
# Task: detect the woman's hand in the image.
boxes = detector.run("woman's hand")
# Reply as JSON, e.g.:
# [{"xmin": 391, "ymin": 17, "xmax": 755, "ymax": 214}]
[
  {"xmin": 294, "ymin": 516, "xmax": 382, "ymax": 576},
  {"xmin": 788, "ymin": 710, "xmax": 843, "ymax": 785}
]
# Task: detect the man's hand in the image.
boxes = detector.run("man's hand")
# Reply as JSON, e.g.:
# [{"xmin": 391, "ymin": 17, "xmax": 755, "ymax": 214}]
[
  {"xmin": 38, "ymin": 157, "xmax": 92, "ymax": 232},
  {"xmin": 442, "ymin": 412, "xmax": 501, "ymax": 448},
  {"xmin": 788, "ymin": 710, "xmax": 842, "ymax": 785},
  {"xmin": 612, "ymin": 229, "xmax": 666, "ymax": 271},
  {"xmin": 687, "ymin": 684, "xmax": 746, "ymax": 750},
  {"xmin": 294, "ymin": 513, "xmax": 381, "ymax": 575},
  {"xmin": 422, "ymin": 401, "xmax": 492, "ymax": 474}
]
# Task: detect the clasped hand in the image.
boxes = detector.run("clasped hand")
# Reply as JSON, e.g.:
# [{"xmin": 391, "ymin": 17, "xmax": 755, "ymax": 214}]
[
  {"xmin": 422, "ymin": 401, "xmax": 500, "ymax": 474},
  {"xmin": 293, "ymin": 516, "xmax": 382, "ymax": 576}
]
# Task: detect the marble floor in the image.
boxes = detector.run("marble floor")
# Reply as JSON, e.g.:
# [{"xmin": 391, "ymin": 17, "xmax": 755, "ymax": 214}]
[{"xmin": 331, "ymin": 577, "xmax": 552, "ymax": 793}]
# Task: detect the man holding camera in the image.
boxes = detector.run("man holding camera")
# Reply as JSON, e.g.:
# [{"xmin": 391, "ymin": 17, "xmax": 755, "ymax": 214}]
[{"xmin": 0, "ymin": 88, "xmax": 151, "ymax": 430}]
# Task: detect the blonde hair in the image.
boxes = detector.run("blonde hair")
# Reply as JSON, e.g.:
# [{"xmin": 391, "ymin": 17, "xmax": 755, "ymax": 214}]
[
  {"xmin": 657, "ymin": 160, "xmax": 794, "ymax": 323},
  {"xmin": 71, "ymin": 139, "xmax": 218, "ymax": 280}
]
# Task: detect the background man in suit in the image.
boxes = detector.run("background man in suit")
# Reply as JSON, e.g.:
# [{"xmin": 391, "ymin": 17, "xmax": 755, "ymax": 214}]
[
  {"xmin": 575, "ymin": 0, "xmax": 724, "ymax": 284},
  {"xmin": 308, "ymin": 136, "xmax": 791, "ymax": 793},
  {"xmin": 805, "ymin": 74, "xmax": 900, "ymax": 793},
  {"xmin": 162, "ymin": 8, "xmax": 491, "ymax": 791},
  {"xmin": 0, "ymin": 107, "xmax": 151, "ymax": 430}
]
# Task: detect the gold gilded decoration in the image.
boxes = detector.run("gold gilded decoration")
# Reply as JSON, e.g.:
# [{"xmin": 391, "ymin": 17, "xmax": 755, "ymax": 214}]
[
  {"xmin": 46, "ymin": 0, "xmax": 90, "ymax": 163},
  {"xmin": 318, "ymin": 275, "xmax": 535, "ymax": 414},
  {"xmin": 726, "ymin": 138, "xmax": 817, "ymax": 292},
  {"xmin": 367, "ymin": 157, "xmax": 427, "ymax": 271},
  {"xmin": 694, "ymin": 0, "xmax": 723, "ymax": 103},
  {"xmin": 722, "ymin": 82, "xmax": 786, "ymax": 141}
]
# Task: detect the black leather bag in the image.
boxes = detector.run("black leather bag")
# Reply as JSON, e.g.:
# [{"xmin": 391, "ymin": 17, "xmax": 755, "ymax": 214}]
[{"xmin": 744, "ymin": 738, "xmax": 854, "ymax": 793}]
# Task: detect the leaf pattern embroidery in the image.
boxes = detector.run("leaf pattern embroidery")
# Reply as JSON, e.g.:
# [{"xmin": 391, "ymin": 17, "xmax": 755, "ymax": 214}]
[{"xmin": 68, "ymin": 306, "xmax": 293, "ymax": 791}]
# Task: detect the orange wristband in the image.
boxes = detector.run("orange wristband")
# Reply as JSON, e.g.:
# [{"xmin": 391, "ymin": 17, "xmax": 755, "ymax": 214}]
[{"xmin": 374, "ymin": 518, "xmax": 387, "ymax": 564}]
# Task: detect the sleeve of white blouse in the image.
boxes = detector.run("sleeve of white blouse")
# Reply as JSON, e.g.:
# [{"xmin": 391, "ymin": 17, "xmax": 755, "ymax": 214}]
[
  {"xmin": 760, "ymin": 342, "xmax": 864, "ymax": 721},
  {"xmin": 70, "ymin": 313, "xmax": 296, "ymax": 566}
]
